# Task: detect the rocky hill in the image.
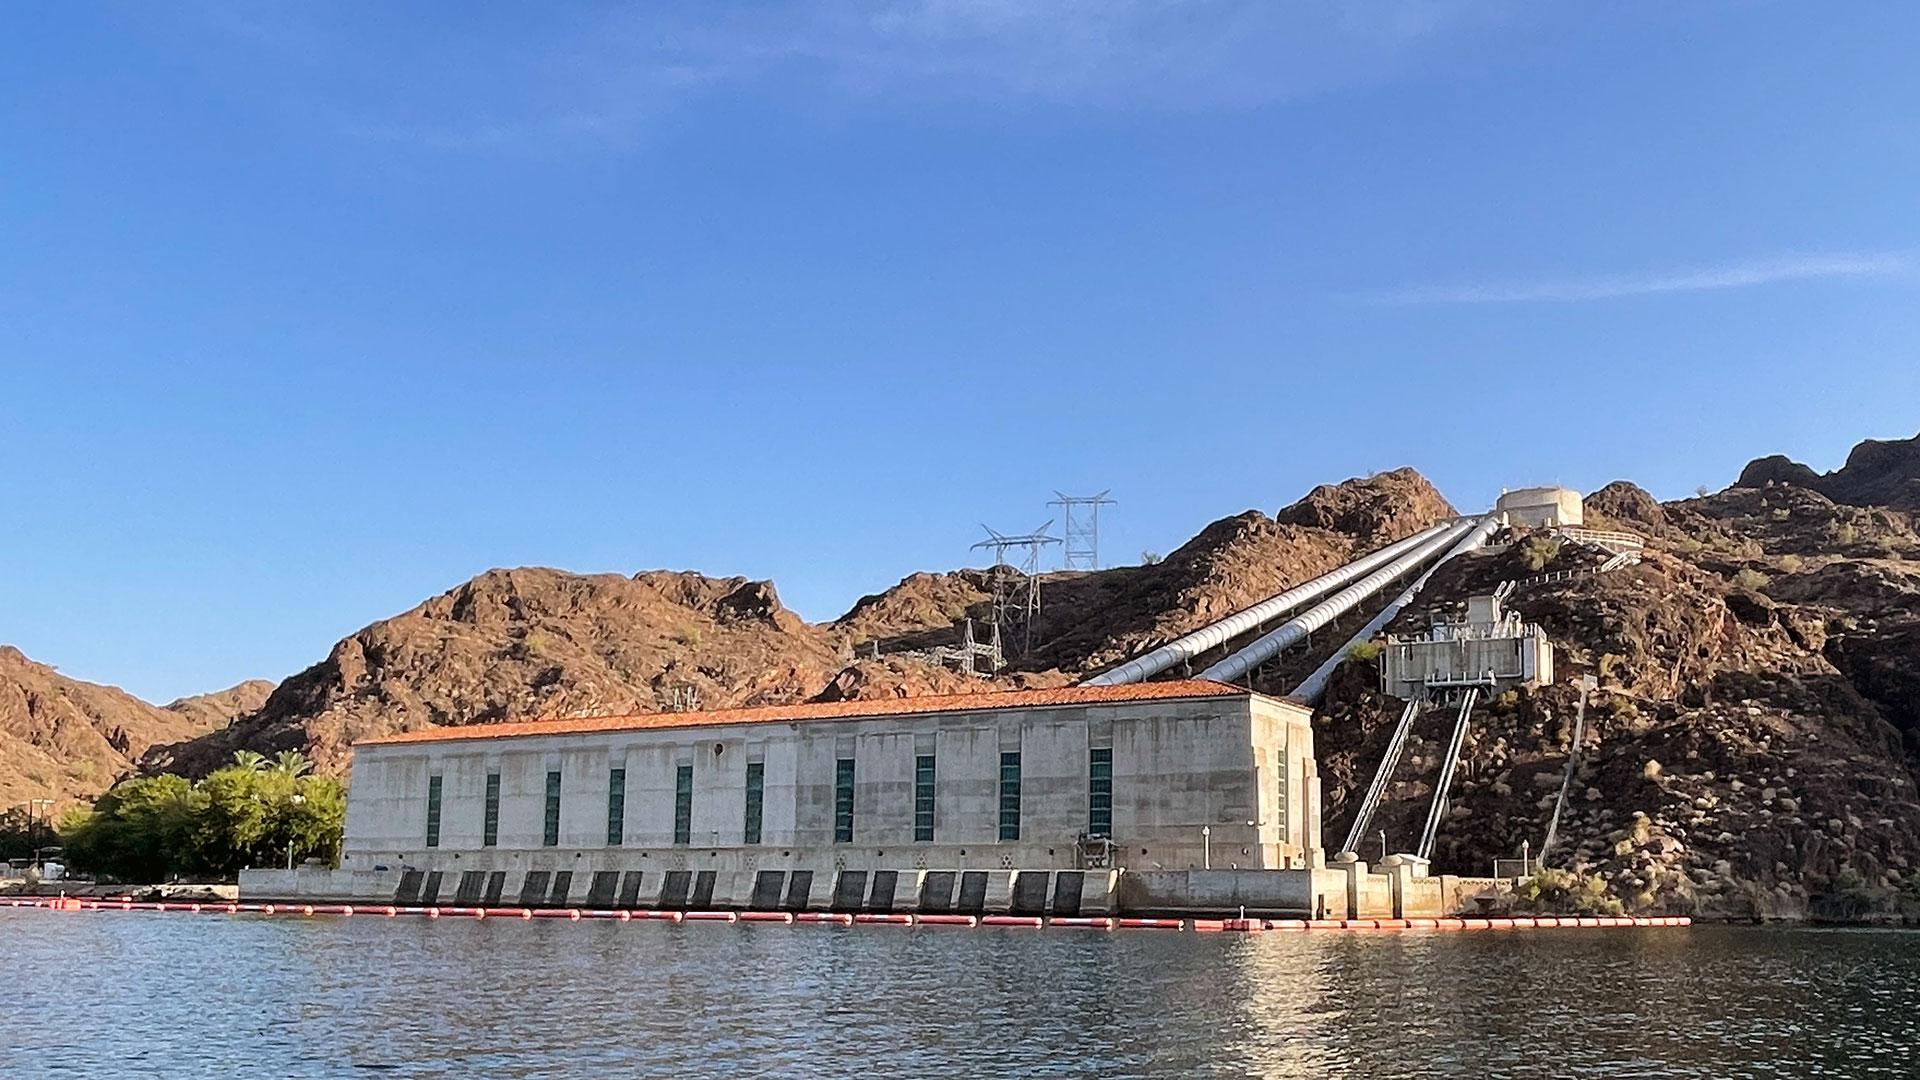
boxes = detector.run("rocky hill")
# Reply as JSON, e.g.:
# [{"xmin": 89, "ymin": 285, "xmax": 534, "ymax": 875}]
[
  {"xmin": 142, "ymin": 468, "xmax": 1454, "ymax": 777},
  {"xmin": 1309, "ymin": 431, "xmax": 1920, "ymax": 920},
  {"xmin": 0, "ymin": 648, "xmax": 265, "ymax": 811}
]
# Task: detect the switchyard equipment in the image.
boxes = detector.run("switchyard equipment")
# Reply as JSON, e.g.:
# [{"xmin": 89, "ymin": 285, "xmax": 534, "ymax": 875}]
[{"xmin": 1378, "ymin": 587, "xmax": 1552, "ymax": 698}]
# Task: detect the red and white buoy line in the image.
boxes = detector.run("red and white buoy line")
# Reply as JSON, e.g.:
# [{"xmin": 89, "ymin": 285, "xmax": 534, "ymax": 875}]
[{"xmin": 2, "ymin": 896, "xmax": 1690, "ymax": 932}]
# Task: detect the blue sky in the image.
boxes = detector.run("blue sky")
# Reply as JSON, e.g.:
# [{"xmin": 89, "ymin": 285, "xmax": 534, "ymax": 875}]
[{"xmin": 3, "ymin": 2, "xmax": 1917, "ymax": 702}]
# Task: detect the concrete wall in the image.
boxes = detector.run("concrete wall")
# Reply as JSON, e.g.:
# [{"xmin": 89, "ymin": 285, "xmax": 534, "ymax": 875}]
[{"xmin": 337, "ymin": 693, "xmax": 1320, "ymax": 895}]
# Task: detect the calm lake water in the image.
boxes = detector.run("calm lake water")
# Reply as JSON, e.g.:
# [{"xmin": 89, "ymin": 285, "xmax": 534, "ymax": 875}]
[{"xmin": 3, "ymin": 910, "xmax": 1918, "ymax": 1078}]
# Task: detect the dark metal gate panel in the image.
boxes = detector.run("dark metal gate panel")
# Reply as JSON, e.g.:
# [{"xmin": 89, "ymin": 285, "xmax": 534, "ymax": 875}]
[
  {"xmin": 690, "ymin": 870, "xmax": 717, "ymax": 909},
  {"xmin": 1010, "ymin": 872, "xmax": 1051, "ymax": 915},
  {"xmin": 454, "ymin": 870, "xmax": 486, "ymax": 905},
  {"xmin": 421, "ymin": 871, "xmax": 444, "ymax": 906},
  {"xmin": 956, "ymin": 871, "xmax": 989, "ymax": 915},
  {"xmin": 482, "ymin": 871, "xmax": 507, "ymax": 906},
  {"xmin": 659, "ymin": 870, "xmax": 692, "ymax": 909},
  {"xmin": 518, "ymin": 871, "xmax": 551, "ymax": 908},
  {"xmin": 831, "ymin": 871, "xmax": 868, "ymax": 912},
  {"xmin": 782, "ymin": 870, "xmax": 814, "ymax": 912},
  {"xmin": 1051, "ymin": 871, "xmax": 1085, "ymax": 916},
  {"xmin": 749, "ymin": 871, "xmax": 786, "ymax": 910},
  {"xmin": 919, "ymin": 871, "xmax": 956, "ymax": 913},
  {"xmin": 548, "ymin": 870, "xmax": 574, "ymax": 907},
  {"xmin": 393, "ymin": 869, "xmax": 424, "ymax": 905},
  {"xmin": 586, "ymin": 871, "xmax": 619, "ymax": 907},
  {"xmin": 866, "ymin": 870, "xmax": 898, "ymax": 913},
  {"xmin": 617, "ymin": 871, "xmax": 645, "ymax": 908}
]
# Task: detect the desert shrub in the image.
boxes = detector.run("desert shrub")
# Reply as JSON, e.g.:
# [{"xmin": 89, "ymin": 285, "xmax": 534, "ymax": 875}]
[
  {"xmin": 1777, "ymin": 554, "xmax": 1804, "ymax": 573},
  {"xmin": 1732, "ymin": 568, "xmax": 1769, "ymax": 591},
  {"xmin": 1343, "ymin": 639, "xmax": 1383, "ymax": 663},
  {"xmin": 1140, "ymin": 551, "xmax": 1162, "ymax": 565},
  {"xmin": 1514, "ymin": 867, "xmax": 1626, "ymax": 916},
  {"xmin": 1519, "ymin": 535, "xmax": 1562, "ymax": 572},
  {"xmin": 670, "ymin": 626, "xmax": 704, "ymax": 647}
]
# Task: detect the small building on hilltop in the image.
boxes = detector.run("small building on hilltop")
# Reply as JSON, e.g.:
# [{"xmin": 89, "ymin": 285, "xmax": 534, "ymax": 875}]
[
  {"xmin": 249, "ymin": 682, "xmax": 1390, "ymax": 917},
  {"xmin": 1496, "ymin": 486, "xmax": 1584, "ymax": 528}
]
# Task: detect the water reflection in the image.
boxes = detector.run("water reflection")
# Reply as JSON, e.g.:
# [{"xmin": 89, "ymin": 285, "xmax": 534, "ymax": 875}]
[{"xmin": 5, "ymin": 912, "xmax": 1920, "ymax": 1078}]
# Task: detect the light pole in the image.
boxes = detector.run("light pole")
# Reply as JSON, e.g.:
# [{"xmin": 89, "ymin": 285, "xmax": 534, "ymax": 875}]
[
  {"xmin": 1201, "ymin": 825, "xmax": 1212, "ymax": 870},
  {"xmin": 285, "ymin": 793, "xmax": 306, "ymax": 871}
]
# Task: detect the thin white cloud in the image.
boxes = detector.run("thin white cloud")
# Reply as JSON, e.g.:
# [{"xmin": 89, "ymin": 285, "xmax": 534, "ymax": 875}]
[
  {"xmin": 1364, "ymin": 252, "xmax": 1910, "ymax": 305},
  {"xmin": 197, "ymin": 1, "xmax": 1514, "ymax": 151}
]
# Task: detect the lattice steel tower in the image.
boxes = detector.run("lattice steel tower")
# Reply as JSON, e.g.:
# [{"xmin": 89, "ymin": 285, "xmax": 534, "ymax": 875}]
[
  {"xmin": 1049, "ymin": 491, "xmax": 1115, "ymax": 571},
  {"xmin": 971, "ymin": 523, "xmax": 1060, "ymax": 659}
]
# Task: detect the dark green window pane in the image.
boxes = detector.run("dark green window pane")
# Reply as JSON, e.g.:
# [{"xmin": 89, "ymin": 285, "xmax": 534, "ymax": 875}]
[
  {"xmin": 673, "ymin": 764, "xmax": 693, "ymax": 845},
  {"xmin": 999, "ymin": 752, "xmax": 1021, "ymax": 841},
  {"xmin": 607, "ymin": 767, "xmax": 626, "ymax": 847},
  {"xmin": 425, "ymin": 775, "xmax": 443, "ymax": 849},
  {"xmin": 834, "ymin": 758, "xmax": 855, "ymax": 843},
  {"xmin": 483, "ymin": 773, "xmax": 500, "ymax": 848},
  {"xmin": 1088, "ymin": 748, "xmax": 1113, "ymax": 838},
  {"xmin": 913, "ymin": 755, "xmax": 935, "ymax": 842},
  {"xmin": 543, "ymin": 770, "xmax": 562, "ymax": 847},
  {"xmin": 744, "ymin": 761, "xmax": 764, "ymax": 845}
]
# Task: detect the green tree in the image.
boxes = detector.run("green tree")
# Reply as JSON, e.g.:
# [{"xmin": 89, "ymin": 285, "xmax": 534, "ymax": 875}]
[{"xmin": 58, "ymin": 750, "xmax": 345, "ymax": 883}]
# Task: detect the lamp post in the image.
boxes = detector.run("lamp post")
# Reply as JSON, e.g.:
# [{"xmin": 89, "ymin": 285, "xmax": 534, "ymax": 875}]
[
  {"xmin": 285, "ymin": 793, "xmax": 306, "ymax": 871},
  {"xmin": 1201, "ymin": 825, "xmax": 1212, "ymax": 870}
]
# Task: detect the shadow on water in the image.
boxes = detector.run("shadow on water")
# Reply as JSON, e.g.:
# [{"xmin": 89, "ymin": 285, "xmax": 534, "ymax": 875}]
[{"xmin": 5, "ymin": 912, "xmax": 1920, "ymax": 1078}]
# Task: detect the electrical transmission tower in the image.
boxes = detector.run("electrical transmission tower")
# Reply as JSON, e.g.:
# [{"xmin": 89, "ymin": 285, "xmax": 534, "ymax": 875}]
[
  {"xmin": 971, "ymin": 523, "xmax": 1060, "ymax": 659},
  {"xmin": 1049, "ymin": 491, "xmax": 1116, "ymax": 571}
]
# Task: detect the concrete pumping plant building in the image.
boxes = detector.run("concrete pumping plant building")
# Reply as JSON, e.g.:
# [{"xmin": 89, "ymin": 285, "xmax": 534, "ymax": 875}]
[{"xmin": 258, "ymin": 682, "xmax": 1354, "ymax": 917}]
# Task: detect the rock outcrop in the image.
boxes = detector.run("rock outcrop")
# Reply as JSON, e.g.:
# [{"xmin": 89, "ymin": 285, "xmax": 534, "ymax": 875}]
[
  {"xmin": 0, "ymin": 648, "xmax": 257, "ymax": 810},
  {"xmin": 1737, "ymin": 430, "xmax": 1920, "ymax": 511}
]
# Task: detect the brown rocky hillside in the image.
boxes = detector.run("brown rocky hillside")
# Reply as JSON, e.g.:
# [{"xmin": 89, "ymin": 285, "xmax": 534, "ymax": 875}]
[
  {"xmin": 0, "ymin": 648, "xmax": 264, "ymax": 811},
  {"xmin": 144, "ymin": 468, "xmax": 1455, "ymax": 779},
  {"xmin": 1307, "ymin": 431, "xmax": 1920, "ymax": 921}
]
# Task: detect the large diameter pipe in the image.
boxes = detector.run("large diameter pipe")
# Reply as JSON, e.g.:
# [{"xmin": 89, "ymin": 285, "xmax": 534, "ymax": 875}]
[
  {"xmin": 1198, "ymin": 519, "xmax": 1477, "ymax": 685},
  {"xmin": 1287, "ymin": 513, "xmax": 1504, "ymax": 705},
  {"xmin": 1079, "ymin": 521, "xmax": 1455, "ymax": 687}
]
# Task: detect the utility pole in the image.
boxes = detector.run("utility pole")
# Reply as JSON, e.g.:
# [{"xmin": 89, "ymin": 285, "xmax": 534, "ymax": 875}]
[{"xmin": 28, "ymin": 799, "xmax": 53, "ymax": 872}]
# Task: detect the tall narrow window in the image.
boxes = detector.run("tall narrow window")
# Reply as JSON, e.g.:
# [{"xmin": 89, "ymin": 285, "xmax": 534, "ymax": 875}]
[
  {"xmin": 483, "ymin": 772, "xmax": 501, "ymax": 848},
  {"xmin": 543, "ymin": 770, "xmax": 562, "ymax": 847},
  {"xmin": 673, "ymin": 764, "xmax": 693, "ymax": 845},
  {"xmin": 425, "ymin": 774, "xmax": 443, "ymax": 848},
  {"xmin": 999, "ymin": 751, "xmax": 1022, "ymax": 841},
  {"xmin": 833, "ymin": 758, "xmax": 855, "ymax": 843},
  {"xmin": 606, "ymin": 768, "xmax": 626, "ymax": 847},
  {"xmin": 1088, "ymin": 748, "xmax": 1113, "ymax": 838},
  {"xmin": 913, "ymin": 755, "xmax": 936, "ymax": 842},
  {"xmin": 743, "ymin": 761, "xmax": 764, "ymax": 845}
]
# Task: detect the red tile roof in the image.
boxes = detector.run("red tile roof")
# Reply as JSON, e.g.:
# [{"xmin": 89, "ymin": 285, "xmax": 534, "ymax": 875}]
[{"xmin": 355, "ymin": 680, "xmax": 1262, "ymax": 747}]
